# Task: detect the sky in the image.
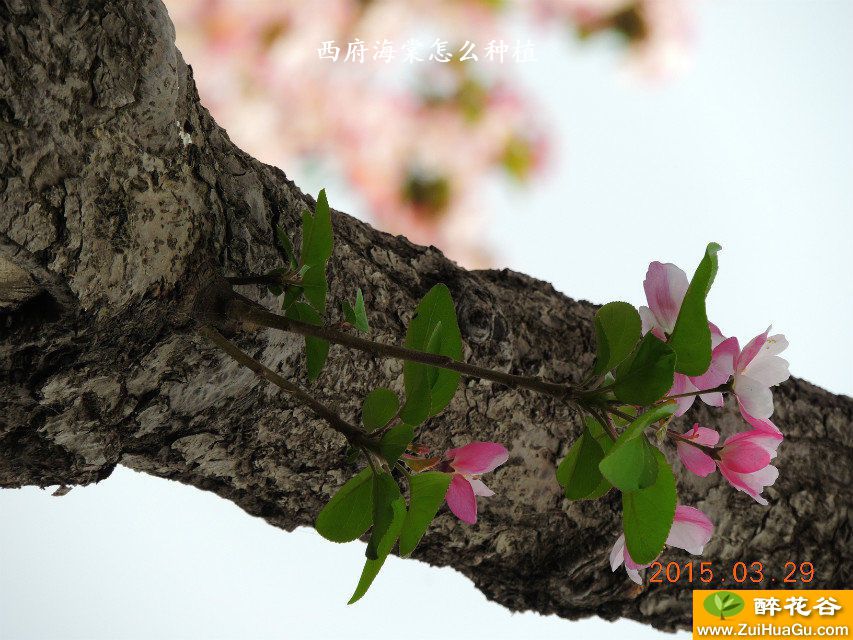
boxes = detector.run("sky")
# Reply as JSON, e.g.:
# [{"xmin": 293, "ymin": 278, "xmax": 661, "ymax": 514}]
[{"xmin": 1, "ymin": 1, "xmax": 851, "ymax": 639}]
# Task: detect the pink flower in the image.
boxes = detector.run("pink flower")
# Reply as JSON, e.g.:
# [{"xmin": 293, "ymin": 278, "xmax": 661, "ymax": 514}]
[
  {"xmin": 639, "ymin": 261, "xmax": 688, "ymax": 338},
  {"xmin": 675, "ymin": 424, "xmax": 720, "ymax": 477},
  {"xmin": 740, "ymin": 404, "xmax": 784, "ymax": 439},
  {"xmin": 717, "ymin": 431, "xmax": 780, "ymax": 506},
  {"xmin": 639, "ymin": 262, "xmax": 738, "ymax": 416},
  {"xmin": 441, "ymin": 442, "xmax": 508, "ymax": 524},
  {"xmin": 675, "ymin": 424, "xmax": 781, "ymax": 505},
  {"xmin": 732, "ymin": 328, "xmax": 790, "ymax": 419},
  {"xmin": 610, "ymin": 505, "xmax": 714, "ymax": 584}
]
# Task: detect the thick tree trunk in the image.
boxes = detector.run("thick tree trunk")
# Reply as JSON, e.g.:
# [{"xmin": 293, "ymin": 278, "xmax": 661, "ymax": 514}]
[{"xmin": 1, "ymin": 1, "xmax": 849, "ymax": 631}]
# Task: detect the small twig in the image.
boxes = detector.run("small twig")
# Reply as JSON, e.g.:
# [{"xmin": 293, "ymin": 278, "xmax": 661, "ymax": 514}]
[
  {"xmin": 226, "ymin": 293, "xmax": 578, "ymax": 401},
  {"xmin": 587, "ymin": 406, "xmax": 618, "ymax": 441},
  {"xmin": 197, "ymin": 325, "xmax": 366, "ymax": 444},
  {"xmin": 665, "ymin": 383, "xmax": 731, "ymax": 400},
  {"xmin": 606, "ymin": 406, "xmax": 637, "ymax": 424},
  {"xmin": 666, "ymin": 428, "xmax": 721, "ymax": 459}
]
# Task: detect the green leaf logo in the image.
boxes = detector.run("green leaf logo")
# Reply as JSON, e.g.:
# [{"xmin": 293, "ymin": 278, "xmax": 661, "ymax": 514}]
[{"xmin": 703, "ymin": 591, "xmax": 745, "ymax": 620}]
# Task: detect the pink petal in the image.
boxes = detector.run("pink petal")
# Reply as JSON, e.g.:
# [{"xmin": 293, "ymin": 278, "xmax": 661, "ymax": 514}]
[
  {"xmin": 677, "ymin": 441, "xmax": 716, "ymax": 477},
  {"xmin": 639, "ymin": 306, "xmax": 658, "ymax": 336},
  {"xmin": 719, "ymin": 437, "xmax": 771, "ymax": 474},
  {"xmin": 445, "ymin": 474, "xmax": 478, "ymax": 524},
  {"xmin": 669, "ymin": 373, "xmax": 697, "ymax": 416},
  {"xmin": 725, "ymin": 430, "xmax": 781, "ymax": 460},
  {"xmin": 623, "ymin": 548, "xmax": 646, "ymax": 572},
  {"xmin": 699, "ymin": 391, "xmax": 725, "ymax": 408},
  {"xmin": 447, "ymin": 442, "xmax": 509, "ymax": 475},
  {"xmin": 719, "ymin": 464, "xmax": 778, "ymax": 506},
  {"xmin": 468, "ymin": 478, "xmax": 494, "ymax": 497},
  {"xmin": 733, "ymin": 373, "xmax": 774, "ymax": 419},
  {"xmin": 643, "ymin": 261, "xmax": 689, "ymax": 334},
  {"xmin": 676, "ymin": 425, "xmax": 718, "ymax": 477},
  {"xmin": 610, "ymin": 533, "xmax": 648, "ymax": 583},
  {"xmin": 666, "ymin": 505, "xmax": 714, "ymax": 555},
  {"xmin": 639, "ymin": 306, "xmax": 668, "ymax": 340},
  {"xmin": 686, "ymin": 424, "xmax": 721, "ymax": 446},
  {"xmin": 691, "ymin": 336, "xmax": 739, "ymax": 391},
  {"xmin": 739, "ymin": 404, "xmax": 783, "ymax": 438},
  {"xmin": 708, "ymin": 322, "xmax": 725, "ymax": 349},
  {"xmin": 735, "ymin": 328, "xmax": 770, "ymax": 372}
]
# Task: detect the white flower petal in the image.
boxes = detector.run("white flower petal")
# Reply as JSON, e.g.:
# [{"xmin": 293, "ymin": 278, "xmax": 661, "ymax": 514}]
[
  {"xmin": 734, "ymin": 374, "xmax": 774, "ymax": 419},
  {"xmin": 609, "ymin": 534, "xmax": 626, "ymax": 572},
  {"xmin": 745, "ymin": 355, "xmax": 790, "ymax": 388},
  {"xmin": 467, "ymin": 478, "xmax": 494, "ymax": 497},
  {"xmin": 626, "ymin": 568, "xmax": 644, "ymax": 585}
]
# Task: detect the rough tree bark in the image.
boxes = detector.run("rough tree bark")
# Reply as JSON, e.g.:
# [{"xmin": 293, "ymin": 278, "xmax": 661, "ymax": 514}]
[{"xmin": 1, "ymin": 1, "xmax": 849, "ymax": 631}]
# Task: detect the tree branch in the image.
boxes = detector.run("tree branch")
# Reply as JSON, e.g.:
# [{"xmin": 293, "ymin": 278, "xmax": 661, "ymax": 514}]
[{"xmin": 227, "ymin": 292, "xmax": 578, "ymax": 400}]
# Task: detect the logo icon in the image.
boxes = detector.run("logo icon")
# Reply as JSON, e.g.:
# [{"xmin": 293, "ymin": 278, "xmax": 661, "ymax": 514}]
[{"xmin": 703, "ymin": 591, "xmax": 745, "ymax": 620}]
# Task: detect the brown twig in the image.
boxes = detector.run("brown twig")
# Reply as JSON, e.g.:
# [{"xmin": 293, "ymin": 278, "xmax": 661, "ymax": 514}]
[
  {"xmin": 197, "ymin": 325, "xmax": 366, "ymax": 444},
  {"xmin": 666, "ymin": 428, "xmax": 721, "ymax": 459},
  {"xmin": 226, "ymin": 293, "xmax": 578, "ymax": 401}
]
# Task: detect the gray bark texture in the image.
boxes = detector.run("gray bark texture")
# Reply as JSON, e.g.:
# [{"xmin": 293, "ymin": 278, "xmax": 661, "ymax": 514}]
[{"xmin": 1, "ymin": 0, "xmax": 850, "ymax": 631}]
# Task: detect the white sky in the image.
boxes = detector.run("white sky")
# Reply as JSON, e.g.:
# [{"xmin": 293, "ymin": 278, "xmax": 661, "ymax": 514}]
[{"xmin": 2, "ymin": 1, "xmax": 850, "ymax": 639}]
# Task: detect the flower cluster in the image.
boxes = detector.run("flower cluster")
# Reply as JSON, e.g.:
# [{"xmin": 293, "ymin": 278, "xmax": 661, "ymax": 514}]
[
  {"xmin": 610, "ymin": 259, "xmax": 789, "ymax": 583},
  {"xmin": 288, "ymin": 216, "xmax": 783, "ymax": 601},
  {"xmin": 404, "ymin": 442, "xmax": 509, "ymax": 524}
]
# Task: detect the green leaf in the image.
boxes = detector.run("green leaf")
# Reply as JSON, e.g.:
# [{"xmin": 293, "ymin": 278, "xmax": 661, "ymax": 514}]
[
  {"xmin": 609, "ymin": 405, "xmax": 638, "ymax": 428},
  {"xmin": 621, "ymin": 447, "xmax": 677, "ymax": 565},
  {"xmin": 366, "ymin": 473, "xmax": 403, "ymax": 559},
  {"xmin": 600, "ymin": 434, "xmax": 658, "ymax": 492},
  {"xmin": 281, "ymin": 285, "xmax": 303, "ymax": 312},
  {"xmin": 343, "ymin": 288, "xmax": 370, "ymax": 333},
  {"xmin": 349, "ymin": 474, "xmax": 406, "ymax": 604},
  {"xmin": 276, "ymin": 225, "xmax": 298, "ymax": 270},
  {"xmin": 612, "ymin": 333, "xmax": 676, "ymax": 405},
  {"xmin": 556, "ymin": 427, "xmax": 607, "ymax": 500},
  {"xmin": 613, "ymin": 403, "xmax": 678, "ymax": 443},
  {"xmin": 399, "ymin": 472, "xmax": 452, "ymax": 557},
  {"xmin": 285, "ymin": 302, "xmax": 329, "ymax": 381},
  {"xmin": 668, "ymin": 242, "xmax": 722, "ymax": 376},
  {"xmin": 315, "ymin": 468, "xmax": 373, "ymax": 543},
  {"xmin": 400, "ymin": 284, "xmax": 463, "ymax": 425},
  {"xmin": 593, "ymin": 302, "xmax": 642, "ymax": 375},
  {"xmin": 584, "ymin": 416, "xmax": 613, "ymax": 450},
  {"xmin": 301, "ymin": 189, "xmax": 333, "ymax": 313},
  {"xmin": 361, "ymin": 388, "xmax": 400, "ymax": 432},
  {"xmin": 581, "ymin": 416, "xmax": 615, "ymax": 499},
  {"xmin": 301, "ymin": 265, "xmax": 328, "ymax": 315},
  {"xmin": 598, "ymin": 404, "xmax": 675, "ymax": 492},
  {"xmin": 378, "ymin": 424, "xmax": 415, "ymax": 465}
]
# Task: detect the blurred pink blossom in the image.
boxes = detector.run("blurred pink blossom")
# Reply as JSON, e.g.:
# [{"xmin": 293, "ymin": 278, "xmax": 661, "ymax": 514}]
[{"xmin": 166, "ymin": 0, "xmax": 691, "ymax": 265}]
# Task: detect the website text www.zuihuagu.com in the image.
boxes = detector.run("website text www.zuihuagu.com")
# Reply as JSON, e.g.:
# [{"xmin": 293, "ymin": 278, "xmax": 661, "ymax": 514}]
[{"xmin": 695, "ymin": 623, "xmax": 850, "ymax": 638}]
